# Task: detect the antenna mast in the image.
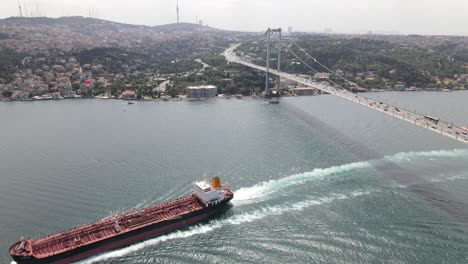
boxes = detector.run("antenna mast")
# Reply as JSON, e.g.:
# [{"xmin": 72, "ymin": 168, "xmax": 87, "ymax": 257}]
[
  {"xmin": 18, "ymin": 1, "xmax": 23, "ymax": 18},
  {"xmin": 177, "ymin": 0, "xmax": 180, "ymax": 23}
]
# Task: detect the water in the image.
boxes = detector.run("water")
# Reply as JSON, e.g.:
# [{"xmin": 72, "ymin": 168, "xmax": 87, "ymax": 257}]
[{"xmin": 0, "ymin": 92, "xmax": 467, "ymax": 263}]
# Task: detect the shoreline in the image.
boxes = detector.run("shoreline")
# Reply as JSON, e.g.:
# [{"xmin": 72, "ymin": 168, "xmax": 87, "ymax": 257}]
[{"xmin": 1, "ymin": 89, "xmax": 467, "ymax": 102}]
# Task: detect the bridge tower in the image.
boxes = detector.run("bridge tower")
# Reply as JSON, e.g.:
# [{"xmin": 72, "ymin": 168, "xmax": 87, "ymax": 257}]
[{"xmin": 265, "ymin": 28, "xmax": 282, "ymax": 97}]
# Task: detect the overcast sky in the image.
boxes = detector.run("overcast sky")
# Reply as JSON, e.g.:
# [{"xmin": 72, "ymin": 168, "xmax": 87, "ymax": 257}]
[{"xmin": 1, "ymin": 0, "xmax": 468, "ymax": 35}]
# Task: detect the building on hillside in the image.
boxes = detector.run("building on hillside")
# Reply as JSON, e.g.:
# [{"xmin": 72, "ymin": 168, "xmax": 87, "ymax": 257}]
[
  {"xmin": 186, "ymin": 85, "xmax": 217, "ymax": 98},
  {"xmin": 459, "ymin": 74, "xmax": 468, "ymax": 82},
  {"xmin": 315, "ymin": 72, "xmax": 330, "ymax": 80}
]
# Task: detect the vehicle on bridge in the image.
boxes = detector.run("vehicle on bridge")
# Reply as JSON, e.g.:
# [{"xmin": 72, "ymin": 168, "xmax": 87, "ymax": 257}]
[{"xmin": 424, "ymin": 115, "xmax": 439, "ymax": 124}]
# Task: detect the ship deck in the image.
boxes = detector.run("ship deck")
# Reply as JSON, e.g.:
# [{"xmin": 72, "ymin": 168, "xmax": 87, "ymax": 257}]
[{"xmin": 29, "ymin": 195, "xmax": 205, "ymax": 259}]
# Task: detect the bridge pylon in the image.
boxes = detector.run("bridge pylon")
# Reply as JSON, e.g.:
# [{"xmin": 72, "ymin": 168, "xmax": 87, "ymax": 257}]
[{"xmin": 265, "ymin": 28, "xmax": 282, "ymax": 97}]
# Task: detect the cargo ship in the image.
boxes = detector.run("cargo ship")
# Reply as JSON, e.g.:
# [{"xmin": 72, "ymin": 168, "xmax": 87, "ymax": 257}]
[{"xmin": 10, "ymin": 177, "xmax": 233, "ymax": 264}]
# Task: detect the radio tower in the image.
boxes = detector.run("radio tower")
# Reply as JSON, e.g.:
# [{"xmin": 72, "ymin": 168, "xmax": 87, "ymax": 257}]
[
  {"xmin": 18, "ymin": 1, "xmax": 23, "ymax": 18},
  {"xmin": 176, "ymin": 0, "xmax": 180, "ymax": 23}
]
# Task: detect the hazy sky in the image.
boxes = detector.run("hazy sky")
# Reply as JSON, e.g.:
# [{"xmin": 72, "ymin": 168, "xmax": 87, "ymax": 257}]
[{"xmin": 1, "ymin": 0, "xmax": 468, "ymax": 35}]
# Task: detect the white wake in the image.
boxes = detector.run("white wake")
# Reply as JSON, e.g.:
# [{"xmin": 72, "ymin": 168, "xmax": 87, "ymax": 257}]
[
  {"xmin": 77, "ymin": 190, "xmax": 371, "ymax": 264},
  {"xmin": 386, "ymin": 149, "xmax": 468, "ymax": 162},
  {"xmin": 232, "ymin": 161, "xmax": 370, "ymax": 205},
  {"xmin": 76, "ymin": 148, "xmax": 467, "ymax": 263}
]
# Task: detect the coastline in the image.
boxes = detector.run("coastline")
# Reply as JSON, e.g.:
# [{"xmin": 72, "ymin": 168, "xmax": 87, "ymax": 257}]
[{"xmin": 1, "ymin": 88, "xmax": 467, "ymax": 103}]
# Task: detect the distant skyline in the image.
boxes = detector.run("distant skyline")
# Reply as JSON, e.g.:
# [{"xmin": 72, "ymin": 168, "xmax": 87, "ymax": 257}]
[{"xmin": 2, "ymin": 0, "xmax": 468, "ymax": 35}]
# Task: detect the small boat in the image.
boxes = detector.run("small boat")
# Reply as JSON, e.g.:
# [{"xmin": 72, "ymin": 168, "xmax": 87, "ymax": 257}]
[
  {"xmin": 268, "ymin": 98, "xmax": 280, "ymax": 104},
  {"xmin": 127, "ymin": 101, "xmax": 134, "ymax": 105}
]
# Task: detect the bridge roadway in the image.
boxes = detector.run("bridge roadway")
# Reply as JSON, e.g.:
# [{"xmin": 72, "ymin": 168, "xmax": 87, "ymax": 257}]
[{"xmin": 224, "ymin": 45, "xmax": 468, "ymax": 145}]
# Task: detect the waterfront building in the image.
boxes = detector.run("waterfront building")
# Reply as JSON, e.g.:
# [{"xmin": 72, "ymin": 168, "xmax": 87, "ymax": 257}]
[
  {"xmin": 62, "ymin": 91, "xmax": 78, "ymax": 98},
  {"xmin": 121, "ymin": 90, "xmax": 136, "ymax": 99},
  {"xmin": 293, "ymin": 87, "xmax": 316, "ymax": 96},
  {"xmin": 395, "ymin": 84, "xmax": 405, "ymax": 91},
  {"xmin": 50, "ymin": 92, "xmax": 63, "ymax": 99},
  {"xmin": 186, "ymin": 85, "xmax": 217, "ymax": 98},
  {"xmin": 280, "ymin": 77, "xmax": 297, "ymax": 89}
]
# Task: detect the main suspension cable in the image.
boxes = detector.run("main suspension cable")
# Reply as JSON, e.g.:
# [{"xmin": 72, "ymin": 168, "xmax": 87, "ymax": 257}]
[
  {"xmin": 287, "ymin": 37, "xmax": 360, "ymax": 87},
  {"xmin": 285, "ymin": 42, "xmax": 349, "ymax": 90}
]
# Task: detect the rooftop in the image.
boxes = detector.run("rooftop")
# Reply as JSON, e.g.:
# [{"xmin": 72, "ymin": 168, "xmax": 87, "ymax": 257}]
[
  {"xmin": 195, "ymin": 181, "xmax": 211, "ymax": 191},
  {"xmin": 121, "ymin": 90, "xmax": 136, "ymax": 95},
  {"xmin": 187, "ymin": 85, "xmax": 217, "ymax": 89}
]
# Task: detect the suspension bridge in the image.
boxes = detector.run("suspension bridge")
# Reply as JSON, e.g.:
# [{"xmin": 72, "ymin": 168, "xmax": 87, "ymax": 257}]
[{"xmin": 223, "ymin": 36, "xmax": 468, "ymax": 145}]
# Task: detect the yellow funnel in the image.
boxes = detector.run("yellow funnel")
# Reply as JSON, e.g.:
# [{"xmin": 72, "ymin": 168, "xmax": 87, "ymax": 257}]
[{"xmin": 212, "ymin": 177, "xmax": 221, "ymax": 189}]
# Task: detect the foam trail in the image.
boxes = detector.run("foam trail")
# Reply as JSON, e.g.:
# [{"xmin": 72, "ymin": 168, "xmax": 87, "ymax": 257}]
[
  {"xmin": 226, "ymin": 190, "xmax": 371, "ymax": 226},
  {"xmin": 386, "ymin": 149, "xmax": 468, "ymax": 163},
  {"xmin": 233, "ymin": 148, "xmax": 468, "ymax": 206},
  {"xmin": 233, "ymin": 161, "xmax": 370, "ymax": 205},
  {"xmin": 77, "ymin": 148, "xmax": 466, "ymax": 263},
  {"xmin": 429, "ymin": 174, "xmax": 468, "ymax": 183},
  {"xmin": 77, "ymin": 190, "xmax": 372, "ymax": 264}
]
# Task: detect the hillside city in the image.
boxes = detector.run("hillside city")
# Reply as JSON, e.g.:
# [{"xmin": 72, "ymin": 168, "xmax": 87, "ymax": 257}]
[
  {"xmin": 0, "ymin": 17, "xmax": 467, "ymax": 101},
  {"xmin": 3, "ymin": 0, "xmax": 468, "ymax": 263}
]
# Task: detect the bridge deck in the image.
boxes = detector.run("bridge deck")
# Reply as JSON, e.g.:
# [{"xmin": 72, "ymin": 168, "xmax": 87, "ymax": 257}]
[{"xmin": 224, "ymin": 45, "xmax": 468, "ymax": 145}]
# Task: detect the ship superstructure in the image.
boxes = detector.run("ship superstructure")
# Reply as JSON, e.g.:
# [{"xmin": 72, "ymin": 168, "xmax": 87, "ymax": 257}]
[{"xmin": 10, "ymin": 177, "xmax": 233, "ymax": 264}]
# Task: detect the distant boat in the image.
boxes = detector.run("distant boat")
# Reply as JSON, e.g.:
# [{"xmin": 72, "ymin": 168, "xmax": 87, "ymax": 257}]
[
  {"xmin": 268, "ymin": 97, "xmax": 280, "ymax": 104},
  {"xmin": 127, "ymin": 101, "xmax": 134, "ymax": 105}
]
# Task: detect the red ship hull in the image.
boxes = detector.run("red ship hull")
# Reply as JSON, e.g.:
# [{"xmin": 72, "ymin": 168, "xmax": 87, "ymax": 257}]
[{"xmin": 11, "ymin": 199, "xmax": 232, "ymax": 264}]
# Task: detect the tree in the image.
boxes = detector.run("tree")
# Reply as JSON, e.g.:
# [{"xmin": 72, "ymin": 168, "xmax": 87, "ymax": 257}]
[
  {"xmin": 165, "ymin": 85, "xmax": 178, "ymax": 98},
  {"xmin": 136, "ymin": 88, "xmax": 144, "ymax": 99},
  {"xmin": 447, "ymin": 81, "xmax": 454, "ymax": 90},
  {"xmin": 83, "ymin": 89, "xmax": 93, "ymax": 97},
  {"xmin": 72, "ymin": 82, "xmax": 80, "ymax": 91},
  {"xmin": 94, "ymin": 82, "xmax": 104, "ymax": 89},
  {"xmin": 2, "ymin": 90, "xmax": 12, "ymax": 98}
]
